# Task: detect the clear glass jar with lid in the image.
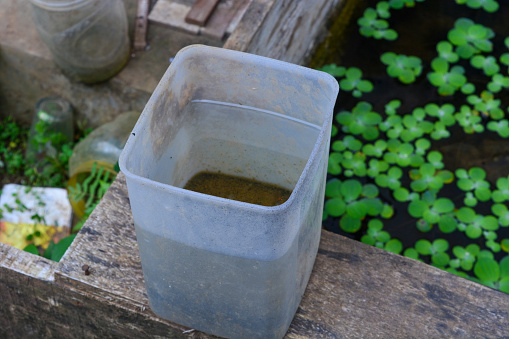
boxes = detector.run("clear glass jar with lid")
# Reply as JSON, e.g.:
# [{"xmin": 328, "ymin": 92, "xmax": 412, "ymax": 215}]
[{"xmin": 30, "ymin": 0, "xmax": 130, "ymax": 84}]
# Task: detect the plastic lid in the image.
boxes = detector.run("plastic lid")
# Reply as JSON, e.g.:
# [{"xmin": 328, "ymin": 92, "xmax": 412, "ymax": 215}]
[{"xmin": 30, "ymin": 0, "xmax": 90, "ymax": 10}]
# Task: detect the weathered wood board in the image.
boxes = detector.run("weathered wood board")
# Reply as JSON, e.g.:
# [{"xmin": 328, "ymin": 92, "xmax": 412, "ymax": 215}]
[
  {"xmin": 224, "ymin": 0, "xmax": 343, "ymax": 65},
  {"xmin": 185, "ymin": 0, "xmax": 219, "ymax": 26},
  {"xmin": 2, "ymin": 172, "xmax": 508, "ymax": 337}
]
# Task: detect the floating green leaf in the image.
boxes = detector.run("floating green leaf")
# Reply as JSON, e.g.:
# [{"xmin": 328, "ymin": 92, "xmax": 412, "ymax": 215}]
[{"xmin": 474, "ymin": 257, "xmax": 499, "ymax": 284}]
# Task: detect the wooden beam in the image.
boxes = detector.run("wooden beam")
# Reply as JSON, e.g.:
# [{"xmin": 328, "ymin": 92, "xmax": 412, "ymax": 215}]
[
  {"xmin": 2, "ymin": 172, "xmax": 506, "ymax": 337},
  {"xmin": 185, "ymin": 0, "xmax": 220, "ymax": 26},
  {"xmin": 133, "ymin": 0, "xmax": 150, "ymax": 51}
]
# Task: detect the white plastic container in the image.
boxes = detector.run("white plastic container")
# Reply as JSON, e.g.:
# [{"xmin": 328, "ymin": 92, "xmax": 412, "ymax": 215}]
[{"xmin": 119, "ymin": 45, "xmax": 338, "ymax": 338}]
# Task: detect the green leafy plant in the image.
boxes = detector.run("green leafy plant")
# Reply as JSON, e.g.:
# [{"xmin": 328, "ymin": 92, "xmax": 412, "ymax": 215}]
[
  {"xmin": 415, "ymin": 238, "xmax": 451, "ymax": 267},
  {"xmin": 447, "ymin": 18, "xmax": 494, "ymax": 59},
  {"xmin": 68, "ymin": 162, "xmax": 114, "ymax": 232},
  {"xmin": 324, "ymin": 178, "xmax": 387, "ymax": 233},
  {"xmin": 336, "ymin": 102, "xmax": 382, "ymax": 140},
  {"xmin": 319, "ymin": 1, "xmax": 509, "ymax": 294},
  {"xmin": 427, "ymin": 57, "xmax": 467, "ymax": 96},
  {"xmin": 381, "ymin": 52, "xmax": 422, "ymax": 84},
  {"xmin": 358, "ymin": 6, "xmax": 397, "ymax": 41},
  {"xmin": 456, "ymin": 167, "xmax": 491, "ymax": 203},
  {"xmin": 0, "ymin": 117, "xmax": 28, "ymax": 176},
  {"xmin": 455, "ymin": 0, "xmax": 499, "ymax": 13}
]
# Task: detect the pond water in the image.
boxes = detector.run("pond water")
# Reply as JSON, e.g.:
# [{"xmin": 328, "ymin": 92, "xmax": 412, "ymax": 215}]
[{"xmin": 314, "ymin": 0, "xmax": 509, "ymax": 286}]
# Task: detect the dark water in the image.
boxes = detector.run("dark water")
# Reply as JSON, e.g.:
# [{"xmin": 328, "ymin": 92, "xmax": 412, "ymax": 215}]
[
  {"xmin": 318, "ymin": 0, "xmax": 509, "ymax": 258},
  {"xmin": 184, "ymin": 171, "xmax": 292, "ymax": 206}
]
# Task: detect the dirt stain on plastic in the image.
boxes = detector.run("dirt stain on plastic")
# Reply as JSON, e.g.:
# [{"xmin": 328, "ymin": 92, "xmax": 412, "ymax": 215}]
[{"xmin": 183, "ymin": 171, "xmax": 292, "ymax": 206}]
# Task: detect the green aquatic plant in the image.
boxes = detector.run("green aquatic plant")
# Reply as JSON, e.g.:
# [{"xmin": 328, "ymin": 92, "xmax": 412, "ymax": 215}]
[
  {"xmin": 320, "ymin": 0, "xmax": 509, "ymax": 294},
  {"xmin": 455, "ymin": 0, "xmax": 500, "ymax": 13},
  {"xmin": 491, "ymin": 203, "xmax": 509, "ymax": 227},
  {"xmin": 340, "ymin": 68, "xmax": 374, "ymax": 98},
  {"xmin": 383, "ymin": 140, "xmax": 415, "ymax": 167},
  {"xmin": 388, "ymin": 0, "xmax": 425, "ymax": 8},
  {"xmin": 319, "ymin": 64, "xmax": 346, "ymax": 77},
  {"xmin": 332, "ymin": 135, "xmax": 363, "ymax": 152},
  {"xmin": 415, "ymin": 238, "xmax": 451, "ymax": 267},
  {"xmin": 336, "ymin": 101, "xmax": 382, "ymax": 140},
  {"xmin": 474, "ymin": 256, "xmax": 509, "ymax": 293},
  {"xmin": 366, "ymin": 158, "xmax": 390, "ymax": 178},
  {"xmin": 375, "ymin": 166, "xmax": 403, "ymax": 190},
  {"xmin": 319, "ymin": 66, "xmax": 374, "ymax": 98},
  {"xmin": 447, "ymin": 18, "xmax": 494, "ymax": 58},
  {"xmin": 430, "ymin": 121, "xmax": 451, "ymax": 140},
  {"xmin": 385, "ymin": 99, "xmax": 401, "ymax": 115},
  {"xmin": 499, "ymin": 37, "xmax": 509, "ymax": 68},
  {"xmin": 358, "ymin": 6, "xmax": 397, "ymax": 41},
  {"xmin": 470, "ymin": 55, "xmax": 500, "ymax": 76},
  {"xmin": 427, "ymin": 57, "xmax": 467, "ymax": 96},
  {"xmin": 408, "ymin": 192, "xmax": 457, "ymax": 233},
  {"xmin": 400, "ymin": 114, "xmax": 433, "ymax": 142},
  {"xmin": 459, "ymin": 212, "xmax": 499, "ymax": 239},
  {"xmin": 424, "ymin": 103, "xmax": 456, "ymax": 126},
  {"xmin": 502, "ymin": 239, "xmax": 509, "ymax": 253},
  {"xmin": 467, "ymin": 91, "xmax": 504, "ymax": 119},
  {"xmin": 414, "ymin": 138, "xmax": 431, "ymax": 155},
  {"xmin": 487, "ymin": 74, "xmax": 509, "ymax": 93},
  {"xmin": 487, "ymin": 119, "xmax": 509, "ymax": 137},
  {"xmin": 491, "ymin": 176, "xmax": 509, "ymax": 203},
  {"xmin": 361, "ymin": 219, "xmax": 390, "ymax": 247},
  {"xmin": 436, "ymin": 41, "xmax": 459, "ymax": 63},
  {"xmin": 392, "ymin": 186, "xmax": 418, "ymax": 203},
  {"xmin": 380, "ymin": 52, "xmax": 423, "ymax": 84},
  {"xmin": 449, "ymin": 244, "xmax": 480, "ymax": 271},
  {"xmin": 324, "ymin": 178, "xmax": 385, "ymax": 233},
  {"xmin": 362, "ymin": 139, "xmax": 387, "ymax": 158},
  {"xmin": 454, "ymin": 105, "xmax": 484, "ymax": 134},
  {"xmin": 456, "ymin": 167, "xmax": 491, "ymax": 202},
  {"xmin": 340, "ymin": 151, "xmax": 368, "ymax": 177},
  {"xmin": 327, "ymin": 152, "xmax": 343, "ymax": 175}
]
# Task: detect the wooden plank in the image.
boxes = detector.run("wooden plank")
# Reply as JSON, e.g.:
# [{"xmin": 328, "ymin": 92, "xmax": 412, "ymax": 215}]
[
  {"xmin": 49, "ymin": 172, "xmax": 509, "ymax": 338},
  {"xmin": 2, "ymin": 171, "xmax": 509, "ymax": 336},
  {"xmin": 148, "ymin": 0, "xmax": 200, "ymax": 35},
  {"xmin": 185, "ymin": 0, "xmax": 220, "ymax": 26},
  {"xmin": 224, "ymin": 0, "xmax": 343, "ymax": 65},
  {"xmin": 0, "ymin": 265, "xmax": 195, "ymax": 338},
  {"xmin": 133, "ymin": 0, "xmax": 150, "ymax": 51},
  {"xmin": 201, "ymin": 0, "xmax": 250, "ymax": 40}
]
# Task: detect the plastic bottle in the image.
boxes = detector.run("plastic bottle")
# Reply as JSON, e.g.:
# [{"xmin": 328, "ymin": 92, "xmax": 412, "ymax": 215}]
[{"xmin": 29, "ymin": 0, "xmax": 130, "ymax": 84}]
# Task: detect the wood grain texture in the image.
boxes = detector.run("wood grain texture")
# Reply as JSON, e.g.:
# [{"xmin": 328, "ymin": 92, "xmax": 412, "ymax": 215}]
[
  {"xmin": 2, "ymin": 173, "xmax": 509, "ymax": 337},
  {"xmin": 149, "ymin": 0, "xmax": 200, "ymax": 34},
  {"xmin": 201, "ymin": 0, "xmax": 250, "ymax": 40},
  {"xmin": 224, "ymin": 0, "xmax": 343, "ymax": 65},
  {"xmin": 133, "ymin": 0, "xmax": 150, "ymax": 50},
  {"xmin": 185, "ymin": 0, "xmax": 220, "ymax": 26}
]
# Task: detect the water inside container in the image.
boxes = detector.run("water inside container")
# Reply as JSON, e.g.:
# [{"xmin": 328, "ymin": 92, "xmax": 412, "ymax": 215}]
[
  {"xmin": 183, "ymin": 171, "xmax": 292, "ymax": 206},
  {"xmin": 150, "ymin": 100, "xmax": 321, "ymax": 196},
  {"xmin": 136, "ymin": 225, "xmax": 304, "ymax": 338}
]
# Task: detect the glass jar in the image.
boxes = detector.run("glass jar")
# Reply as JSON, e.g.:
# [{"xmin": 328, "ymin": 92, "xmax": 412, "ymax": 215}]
[
  {"xmin": 67, "ymin": 111, "xmax": 139, "ymax": 217},
  {"xmin": 26, "ymin": 97, "xmax": 74, "ymax": 163},
  {"xmin": 30, "ymin": 0, "xmax": 130, "ymax": 84}
]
